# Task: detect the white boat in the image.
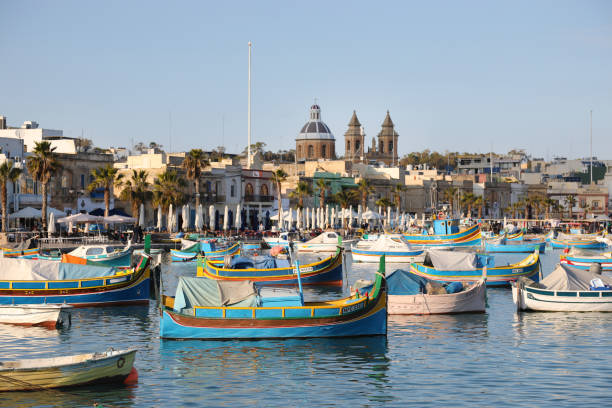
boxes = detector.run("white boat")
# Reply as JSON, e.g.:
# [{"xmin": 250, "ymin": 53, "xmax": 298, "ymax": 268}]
[
  {"xmin": 0, "ymin": 304, "xmax": 72, "ymax": 329},
  {"xmin": 263, "ymin": 232, "xmax": 291, "ymax": 248},
  {"xmin": 39, "ymin": 244, "xmax": 133, "ymax": 267},
  {"xmin": 0, "ymin": 348, "xmax": 137, "ymax": 391},
  {"xmin": 296, "ymin": 231, "xmax": 343, "ymax": 252},
  {"xmin": 512, "ymin": 263, "xmax": 612, "ymax": 312},
  {"xmin": 352, "ymin": 235, "xmax": 425, "ymax": 263}
]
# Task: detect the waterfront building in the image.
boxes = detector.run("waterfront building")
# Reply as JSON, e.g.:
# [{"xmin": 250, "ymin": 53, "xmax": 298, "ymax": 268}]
[{"xmin": 0, "ymin": 115, "xmax": 78, "ymax": 153}]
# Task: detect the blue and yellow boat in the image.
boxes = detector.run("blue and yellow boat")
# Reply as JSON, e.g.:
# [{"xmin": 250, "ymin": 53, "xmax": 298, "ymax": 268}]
[
  {"xmin": 484, "ymin": 238, "xmax": 546, "ymax": 253},
  {"xmin": 160, "ymin": 257, "xmax": 387, "ymax": 340},
  {"xmin": 197, "ymin": 248, "xmax": 344, "ymax": 286},
  {"xmin": 550, "ymin": 238, "xmax": 606, "ymax": 250},
  {"xmin": 409, "ymin": 249, "xmax": 540, "ymax": 286},
  {"xmin": 0, "ymin": 255, "xmax": 152, "ymax": 307},
  {"xmin": 171, "ymin": 240, "xmax": 240, "ymax": 262},
  {"xmin": 403, "ymin": 220, "xmax": 481, "ymax": 247},
  {"xmin": 2, "ymin": 247, "xmax": 39, "ymax": 259},
  {"xmin": 560, "ymin": 250, "xmax": 612, "ymax": 271}
]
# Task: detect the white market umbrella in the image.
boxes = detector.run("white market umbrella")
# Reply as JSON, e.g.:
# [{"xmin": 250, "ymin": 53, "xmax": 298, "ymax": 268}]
[
  {"xmin": 139, "ymin": 203, "xmax": 145, "ymax": 228},
  {"xmin": 47, "ymin": 212, "xmax": 56, "ymax": 234},
  {"xmin": 278, "ymin": 205, "xmax": 284, "ymax": 230},
  {"xmin": 357, "ymin": 204, "xmax": 362, "ymax": 225},
  {"xmin": 195, "ymin": 204, "xmax": 203, "ymax": 231},
  {"xmin": 325, "ymin": 205, "xmax": 329, "ymax": 228},
  {"xmin": 223, "ymin": 205, "xmax": 229, "ymax": 231},
  {"xmin": 57, "ymin": 213, "xmax": 103, "ymax": 223},
  {"xmin": 312, "ymin": 207, "xmax": 317, "ymax": 229},
  {"xmin": 296, "ymin": 207, "xmax": 302, "ymax": 230},
  {"xmin": 104, "ymin": 215, "xmax": 137, "ymax": 224},
  {"xmin": 305, "ymin": 207, "xmax": 310, "ymax": 229},
  {"xmin": 378, "ymin": 205, "xmax": 382, "ymax": 216},
  {"xmin": 387, "ymin": 206, "xmax": 392, "ymax": 228},
  {"xmin": 167, "ymin": 204, "xmax": 174, "ymax": 232},
  {"xmin": 157, "ymin": 205, "xmax": 163, "ymax": 230},
  {"xmin": 9, "ymin": 207, "xmax": 41, "ymax": 219},
  {"xmin": 68, "ymin": 221, "xmax": 74, "ymax": 234},
  {"xmin": 182, "ymin": 205, "xmax": 189, "ymax": 231},
  {"xmin": 331, "ymin": 207, "xmax": 335, "ymax": 229},
  {"xmin": 235, "ymin": 204, "xmax": 241, "ymax": 230},
  {"xmin": 209, "ymin": 205, "xmax": 215, "ymax": 231}
]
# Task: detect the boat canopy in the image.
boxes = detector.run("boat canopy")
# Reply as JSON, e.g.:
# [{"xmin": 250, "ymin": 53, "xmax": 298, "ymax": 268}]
[
  {"xmin": 229, "ymin": 256, "xmax": 289, "ymax": 270},
  {"xmin": 304, "ymin": 231, "xmax": 341, "ymax": 244},
  {"xmin": 173, "ymin": 276, "xmax": 258, "ymax": 312},
  {"xmin": 367, "ymin": 235, "xmax": 413, "ymax": 251},
  {"xmin": 424, "ymin": 249, "xmax": 493, "ymax": 271},
  {"xmin": 0, "ymin": 258, "xmax": 117, "ymax": 281},
  {"xmin": 386, "ymin": 269, "xmax": 428, "ymax": 295},
  {"xmin": 540, "ymin": 264, "xmax": 612, "ymax": 291}
]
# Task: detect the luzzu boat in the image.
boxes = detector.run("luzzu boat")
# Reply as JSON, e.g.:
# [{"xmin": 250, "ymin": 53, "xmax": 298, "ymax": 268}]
[
  {"xmin": 352, "ymin": 235, "xmax": 424, "ymax": 263},
  {"xmin": 197, "ymin": 248, "xmax": 344, "ymax": 286},
  {"xmin": 560, "ymin": 249, "xmax": 612, "ymax": 271},
  {"xmin": 484, "ymin": 234, "xmax": 546, "ymax": 253},
  {"xmin": 296, "ymin": 231, "xmax": 343, "ymax": 252},
  {"xmin": 506, "ymin": 231, "xmax": 524, "ymax": 241},
  {"xmin": 0, "ymin": 255, "xmax": 152, "ymax": 306},
  {"xmin": 402, "ymin": 220, "xmax": 481, "ymax": 247},
  {"xmin": 38, "ymin": 244, "xmax": 133, "ymax": 267},
  {"xmin": 409, "ymin": 249, "xmax": 540, "ymax": 286},
  {"xmin": 170, "ymin": 240, "xmax": 240, "ymax": 262},
  {"xmin": 2, "ymin": 247, "xmax": 39, "ymax": 259},
  {"xmin": 550, "ymin": 237, "xmax": 607, "ymax": 250},
  {"xmin": 160, "ymin": 257, "xmax": 387, "ymax": 340},
  {"xmin": 263, "ymin": 232, "xmax": 291, "ymax": 249}
]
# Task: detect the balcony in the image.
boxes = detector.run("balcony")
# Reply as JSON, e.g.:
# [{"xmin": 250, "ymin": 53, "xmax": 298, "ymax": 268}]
[
  {"xmin": 199, "ymin": 193, "xmax": 225, "ymax": 203},
  {"xmin": 243, "ymin": 194, "xmax": 274, "ymax": 203}
]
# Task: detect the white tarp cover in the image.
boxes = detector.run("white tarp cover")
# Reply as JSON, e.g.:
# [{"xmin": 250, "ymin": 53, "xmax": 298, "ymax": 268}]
[
  {"xmin": 0, "ymin": 258, "xmax": 116, "ymax": 281},
  {"xmin": 426, "ymin": 249, "xmax": 478, "ymax": 271},
  {"xmin": 367, "ymin": 235, "xmax": 413, "ymax": 251},
  {"xmin": 9, "ymin": 207, "xmax": 41, "ymax": 219},
  {"xmin": 540, "ymin": 263, "xmax": 612, "ymax": 291},
  {"xmin": 304, "ymin": 231, "xmax": 340, "ymax": 245},
  {"xmin": 173, "ymin": 276, "xmax": 258, "ymax": 312}
]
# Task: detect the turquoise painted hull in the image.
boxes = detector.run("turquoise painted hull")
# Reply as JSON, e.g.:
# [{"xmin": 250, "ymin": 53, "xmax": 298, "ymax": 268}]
[
  {"xmin": 485, "ymin": 241, "xmax": 546, "ymax": 253},
  {"xmin": 171, "ymin": 243, "xmax": 239, "ymax": 262},
  {"xmin": 550, "ymin": 239, "xmax": 606, "ymax": 249},
  {"xmin": 403, "ymin": 224, "xmax": 480, "ymax": 242}
]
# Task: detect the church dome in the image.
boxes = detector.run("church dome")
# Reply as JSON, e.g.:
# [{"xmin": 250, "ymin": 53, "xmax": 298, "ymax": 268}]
[{"xmin": 297, "ymin": 104, "xmax": 335, "ymax": 140}]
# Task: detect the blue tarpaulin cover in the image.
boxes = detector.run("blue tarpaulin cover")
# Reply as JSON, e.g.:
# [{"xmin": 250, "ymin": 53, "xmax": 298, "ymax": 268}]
[
  {"xmin": 230, "ymin": 256, "xmax": 279, "ymax": 270},
  {"xmin": 58, "ymin": 263, "xmax": 117, "ymax": 280},
  {"xmin": 386, "ymin": 269, "xmax": 429, "ymax": 295}
]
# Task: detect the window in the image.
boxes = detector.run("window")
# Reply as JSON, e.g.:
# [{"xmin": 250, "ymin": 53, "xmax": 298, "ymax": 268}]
[
  {"xmin": 106, "ymin": 247, "xmax": 116, "ymax": 253},
  {"xmin": 355, "ymin": 140, "xmax": 360, "ymax": 151},
  {"xmin": 260, "ymin": 184, "xmax": 269, "ymax": 196},
  {"xmin": 308, "ymin": 145, "xmax": 314, "ymax": 158},
  {"xmin": 298, "ymin": 145, "xmax": 302, "ymax": 157},
  {"xmin": 322, "ymin": 145, "xmax": 327, "ymax": 157},
  {"xmin": 593, "ymin": 200, "xmax": 600, "ymax": 208},
  {"xmin": 347, "ymin": 141, "xmax": 351, "ymax": 153},
  {"xmin": 388, "ymin": 141, "xmax": 393, "ymax": 152},
  {"xmin": 580, "ymin": 199, "xmax": 586, "ymax": 207},
  {"xmin": 245, "ymin": 183, "xmax": 254, "ymax": 196},
  {"xmin": 80, "ymin": 174, "xmax": 85, "ymax": 189},
  {"xmin": 379, "ymin": 140, "xmax": 384, "ymax": 152},
  {"xmin": 231, "ymin": 182, "xmax": 235, "ymax": 197},
  {"xmin": 86, "ymin": 247, "xmax": 104, "ymax": 255}
]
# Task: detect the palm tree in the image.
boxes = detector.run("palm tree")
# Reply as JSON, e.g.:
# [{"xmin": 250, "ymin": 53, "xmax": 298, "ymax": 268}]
[
  {"xmin": 0, "ymin": 161, "xmax": 22, "ymax": 232},
  {"xmin": 443, "ymin": 186, "xmax": 458, "ymax": 215},
  {"xmin": 152, "ymin": 170, "xmax": 187, "ymax": 230},
  {"xmin": 119, "ymin": 170, "xmax": 150, "ymax": 223},
  {"xmin": 315, "ymin": 178, "xmax": 330, "ymax": 209},
  {"xmin": 392, "ymin": 184, "xmax": 406, "ymax": 212},
  {"xmin": 357, "ymin": 179, "xmax": 374, "ymax": 210},
  {"xmin": 579, "ymin": 200, "xmax": 589, "ymax": 220},
  {"xmin": 88, "ymin": 165, "xmax": 124, "ymax": 217},
  {"xmin": 375, "ymin": 197, "xmax": 393, "ymax": 209},
  {"xmin": 473, "ymin": 196, "xmax": 484, "ymax": 219},
  {"xmin": 461, "ymin": 192, "xmax": 476, "ymax": 218},
  {"xmin": 182, "ymin": 149, "xmax": 209, "ymax": 209},
  {"xmin": 289, "ymin": 181, "xmax": 312, "ymax": 209},
  {"xmin": 566, "ymin": 195, "xmax": 576, "ymax": 219},
  {"xmin": 26, "ymin": 141, "xmax": 60, "ymax": 231},
  {"xmin": 334, "ymin": 189, "xmax": 357, "ymax": 209},
  {"xmin": 271, "ymin": 169, "xmax": 288, "ymax": 215},
  {"xmin": 542, "ymin": 197, "xmax": 556, "ymax": 220}
]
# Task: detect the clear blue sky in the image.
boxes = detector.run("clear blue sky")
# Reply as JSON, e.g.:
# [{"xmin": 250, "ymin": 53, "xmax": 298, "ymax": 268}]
[{"xmin": 1, "ymin": 0, "xmax": 611, "ymax": 159}]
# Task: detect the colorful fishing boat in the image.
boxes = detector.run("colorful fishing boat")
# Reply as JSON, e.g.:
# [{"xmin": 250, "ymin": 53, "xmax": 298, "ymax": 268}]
[
  {"xmin": 403, "ymin": 220, "xmax": 481, "ymax": 247},
  {"xmin": 0, "ymin": 304, "xmax": 72, "ymax": 329},
  {"xmin": 170, "ymin": 240, "xmax": 240, "ymax": 262},
  {"xmin": 296, "ymin": 231, "xmax": 343, "ymax": 252},
  {"xmin": 352, "ymin": 235, "xmax": 424, "ymax": 263},
  {"xmin": 560, "ymin": 249, "xmax": 612, "ymax": 271},
  {"xmin": 0, "ymin": 255, "xmax": 152, "ymax": 307},
  {"xmin": 197, "ymin": 248, "xmax": 344, "ymax": 286},
  {"xmin": 0, "ymin": 348, "xmax": 137, "ymax": 391},
  {"xmin": 513, "ymin": 263, "xmax": 612, "ymax": 312},
  {"xmin": 484, "ymin": 236, "xmax": 546, "ymax": 253},
  {"xmin": 550, "ymin": 237, "xmax": 607, "ymax": 250},
  {"xmin": 409, "ymin": 249, "xmax": 540, "ymax": 286},
  {"xmin": 263, "ymin": 232, "xmax": 291, "ymax": 249},
  {"xmin": 38, "ymin": 244, "xmax": 133, "ymax": 267},
  {"xmin": 506, "ymin": 231, "xmax": 524, "ymax": 241},
  {"xmin": 2, "ymin": 247, "xmax": 39, "ymax": 259},
  {"xmin": 160, "ymin": 258, "xmax": 387, "ymax": 340}
]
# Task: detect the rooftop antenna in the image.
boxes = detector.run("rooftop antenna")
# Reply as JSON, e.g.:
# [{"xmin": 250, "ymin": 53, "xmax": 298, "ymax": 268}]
[
  {"xmin": 590, "ymin": 109, "xmax": 593, "ymax": 185},
  {"xmin": 247, "ymin": 41, "xmax": 252, "ymax": 168}
]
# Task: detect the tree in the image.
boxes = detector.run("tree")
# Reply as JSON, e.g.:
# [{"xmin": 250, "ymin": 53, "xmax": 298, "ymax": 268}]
[
  {"xmin": 443, "ymin": 187, "xmax": 458, "ymax": 215},
  {"xmin": 149, "ymin": 142, "xmax": 163, "ymax": 151},
  {"xmin": 133, "ymin": 142, "xmax": 147, "ymax": 154},
  {"xmin": 392, "ymin": 184, "xmax": 406, "ymax": 212},
  {"xmin": 357, "ymin": 179, "xmax": 374, "ymax": 210},
  {"xmin": 75, "ymin": 138, "xmax": 93, "ymax": 153},
  {"xmin": 182, "ymin": 149, "xmax": 209, "ymax": 209},
  {"xmin": 88, "ymin": 165, "xmax": 124, "ymax": 217},
  {"xmin": 0, "ymin": 161, "xmax": 22, "ymax": 232},
  {"xmin": 461, "ymin": 192, "xmax": 476, "ymax": 218},
  {"xmin": 289, "ymin": 181, "xmax": 312, "ymax": 209},
  {"xmin": 334, "ymin": 189, "xmax": 358, "ymax": 209},
  {"xmin": 243, "ymin": 142, "xmax": 266, "ymax": 157},
  {"xmin": 119, "ymin": 170, "xmax": 150, "ymax": 223},
  {"xmin": 26, "ymin": 141, "xmax": 60, "ymax": 231},
  {"xmin": 473, "ymin": 196, "xmax": 484, "ymax": 219},
  {"xmin": 152, "ymin": 170, "xmax": 187, "ymax": 230},
  {"xmin": 271, "ymin": 169, "xmax": 288, "ymax": 216},
  {"xmin": 375, "ymin": 197, "xmax": 393, "ymax": 209},
  {"xmin": 566, "ymin": 195, "xmax": 576, "ymax": 219},
  {"xmin": 315, "ymin": 178, "xmax": 331, "ymax": 209},
  {"xmin": 543, "ymin": 197, "xmax": 556, "ymax": 220}
]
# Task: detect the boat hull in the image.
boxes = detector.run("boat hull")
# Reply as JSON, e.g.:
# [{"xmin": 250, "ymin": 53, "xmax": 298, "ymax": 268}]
[
  {"xmin": 171, "ymin": 243, "xmax": 240, "ymax": 262},
  {"xmin": 388, "ymin": 280, "xmax": 486, "ymax": 315},
  {"xmin": 351, "ymin": 248, "xmax": 424, "ymax": 263},
  {"xmin": 0, "ymin": 304, "xmax": 71, "ymax": 328},
  {"xmin": 403, "ymin": 224, "xmax": 480, "ymax": 243},
  {"xmin": 560, "ymin": 256, "xmax": 612, "ymax": 271},
  {"xmin": 0, "ymin": 349, "xmax": 136, "ymax": 391},
  {"xmin": 485, "ymin": 241, "xmax": 546, "ymax": 253},
  {"xmin": 550, "ymin": 238, "xmax": 607, "ymax": 249},
  {"xmin": 513, "ymin": 284, "xmax": 612, "ymax": 312},
  {"xmin": 296, "ymin": 243, "xmax": 340, "ymax": 252},
  {"xmin": 2, "ymin": 248, "xmax": 39, "ymax": 259}
]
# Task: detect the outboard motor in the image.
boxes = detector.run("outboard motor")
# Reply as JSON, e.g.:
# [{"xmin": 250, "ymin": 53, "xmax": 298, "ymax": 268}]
[{"xmin": 589, "ymin": 262, "xmax": 603, "ymax": 275}]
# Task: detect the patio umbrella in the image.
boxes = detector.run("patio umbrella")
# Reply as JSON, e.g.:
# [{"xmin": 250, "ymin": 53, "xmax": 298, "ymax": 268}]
[
  {"xmin": 325, "ymin": 205, "xmax": 329, "ymax": 228},
  {"xmin": 296, "ymin": 207, "xmax": 302, "ymax": 230},
  {"xmin": 357, "ymin": 204, "xmax": 362, "ymax": 225},
  {"xmin": 209, "ymin": 205, "xmax": 215, "ymax": 231},
  {"xmin": 104, "ymin": 215, "xmax": 137, "ymax": 224},
  {"xmin": 305, "ymin": 207, "xmax": 310, "ymax": 229},
  {"xmin": 168, "ymin": 204, "xmax": 173, "ymax": 232},
  {"xmin": 378, "ymin": 205, "xmax": 382, "ymax": 216},
  {"xmin": 182, "ymin": 205, "xmax": 189, "ymax": 231},
  {"xmin": 387, "ymin": 206, "xmax": 391, "ymax": 228},
  {"xmin": 139, "ymin": 203, "xmax": 145, "ymax": 228},
  {"xmin": 9, "ymin": 207, "xmax": 41, "ymax": 219},
  {"xmin": 47, "ymin": 212, "xmax": 56, "ymax": 235},
  {"xmin": 312, "ymin": 207, "xmax": 317, "ymax": 229},
  {"xmin": 195, "ymin": 204, "xmax": 203, "ymax": 231},
  {"xmin": 235, "ymin": 204, "xmax": 241, "ymax": 230},
  {"xmin": 157, "ymin": 205, "xmax": 162, "ymax": 231},
  {"xmin": 331, "ymin": 207, "xmax": 335, "ymax": 229},
  {"xmin": 223, "ymin": 205, "xmax": 229, "ymax": 231},
  {"xmin": 288, "ymin": 208, "xmax": 294, "ymax": 230},
  {"xmin": 68, "ymin": 221, "xmax": 74, "ymax": 234},
  {"xmin": 57, "ymin": 213, "xmax": 103, "ymax": 223}
]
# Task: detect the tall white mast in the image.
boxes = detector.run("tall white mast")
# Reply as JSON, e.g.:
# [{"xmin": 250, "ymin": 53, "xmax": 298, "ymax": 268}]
[
  {"xmin": 590, "ymin": 109, "xmax": 593, "ymax": 185},
  {"xmin": 247, "ymin": 41, "xmax": 252, "ymax": 168}
]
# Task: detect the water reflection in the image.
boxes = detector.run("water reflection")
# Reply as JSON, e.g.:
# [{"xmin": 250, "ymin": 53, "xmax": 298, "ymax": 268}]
[
  {"xmin": 389, "ymin": 312, "xmax": 489, "ymax": 340},
  {"xmin": 3, "ymin": 384, "xmax": 136, "ymax": 408}
]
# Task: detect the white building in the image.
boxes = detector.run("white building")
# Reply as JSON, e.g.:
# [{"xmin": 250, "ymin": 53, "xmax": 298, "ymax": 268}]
[{"xmin": 0, "ymin": 115, "xmax": 76, "ymax": 153}]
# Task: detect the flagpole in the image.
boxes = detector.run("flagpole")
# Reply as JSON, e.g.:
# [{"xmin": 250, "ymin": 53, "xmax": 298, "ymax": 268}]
[{"xmin": 247, "ymin": 41, "xmax": 252, "ymax": 168}]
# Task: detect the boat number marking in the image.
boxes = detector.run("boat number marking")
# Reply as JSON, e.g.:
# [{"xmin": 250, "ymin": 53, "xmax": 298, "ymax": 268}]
[
  {"xmin": 293, "ymin": 267, "xmax": 313, "ymax": 274},
  {"xmin": 512, "ymin": 269, "xmax": 522, "ymax": 273},
  {"xmin": 117, "ymin": 357, "xmax": 125, "ymax": 368},
  {"xmin": 342, "ymin": 303, "xmax": 364, "ymax": 314}
]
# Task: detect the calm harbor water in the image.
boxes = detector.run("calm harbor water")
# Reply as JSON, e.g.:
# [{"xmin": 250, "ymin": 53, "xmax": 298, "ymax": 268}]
[{"xmin": 1, "ymin": 248, "xmax": 611, "ymax": 407}]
